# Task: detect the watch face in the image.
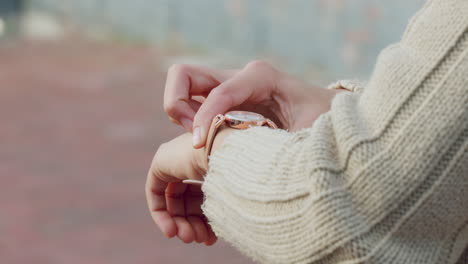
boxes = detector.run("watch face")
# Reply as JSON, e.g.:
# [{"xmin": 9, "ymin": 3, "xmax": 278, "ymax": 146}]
[{"xmin": 225, "ymin": 111, "xmax": 264, "ymax": 122}]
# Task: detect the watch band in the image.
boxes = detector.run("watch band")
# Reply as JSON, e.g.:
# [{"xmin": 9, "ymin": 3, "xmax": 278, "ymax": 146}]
[
  {"xmin": 204, "ymin": 114, "xmax": 226, "ymax": 163},
  {"xmin": 204, "ymin": 112, "xmax": 278, "ymax": 164},
  {"xmin": 183, "ymin": 111, "xmax": 277, "ymax": 186}
]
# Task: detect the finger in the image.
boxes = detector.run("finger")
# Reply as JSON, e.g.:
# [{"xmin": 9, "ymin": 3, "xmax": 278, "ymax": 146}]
[
  {"xmin": 168, "ymin": 99, "xmax": 201, "ymax": 130},
  {"xmin": 164, "ymin": 64, "xmax": 235, "ymax": 130},
  {"xmin": 187, "ymin": 216, "xmax": 208, "ymax": 243},
  {"xmin": 145, "ymin": 170, "xmax": 177, "ymax": 238},
  {"xmin": 185, "ymin": 184, "xmax": 204, "ymax": 216},
  {"xmin": 153, "ymin": 210, "xmax": 177, "ymax": 239},
  {"xmin": 192, "ymin": 61, "xmax": 279, "ymax": 148},
  {"xmin": 191, "ymin": 70, "xmax": 259, "ymax": 148},
  {"xmin": 204, "ymin": 222, "xmax": 218, "ymax": 246},
  {"xmin": 166, "ymin": 182, "xmax": 187, "ymax": 217},
  {"xmin": 174, "ymin": 216, "xmax": 196, "ymax": 243},
  {"xmin": 184, "ymin": 185, "xmax": 206, "ymax": 243},
  {"xmin": 187, "ymin": 99, "xmax": 202, "ymax": 113},
  {"xmin": 165, "ymin": 100, "xmax": 196, "ymax": 131},
  {"xmin": 166, "ymin": 182, "xmax": 196, "ymax": 243}
]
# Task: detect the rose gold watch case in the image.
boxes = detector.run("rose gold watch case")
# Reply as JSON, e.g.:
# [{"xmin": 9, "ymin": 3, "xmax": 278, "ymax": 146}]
[
  {"xmin": 183, "ymin": 111, "xmax": 278, "ymax": 186},
  {"xmin": 204, "ymin": 111, "xmax": 277, "ymax": 161},
  {"xmin": 224, "ymin": 111, "xmax": 274, "ymax": 129}
]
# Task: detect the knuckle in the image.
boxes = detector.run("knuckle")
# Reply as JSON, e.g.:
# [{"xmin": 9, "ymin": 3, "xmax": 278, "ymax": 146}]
[
  {"xmin": 163, "ymin": 101, "xmax": 177, "ymax": 116},
  {"xmin": 163, "ymin": 100, "xmax": 184, "ymax": 118},
  {"xmin": 168, "ymin": 63, "xmax": 190, "ymax": 75},
  {"xmin": 245, "ymin": 60, "xmax": 271, "ymax": 71},
  {"xmin": 157, "ymin": 142, "xmax": 168, "ymax": 154},
  {"xmin": 151, "ymin": 144, "xmax": 167, "ymax": 173},
  {"xmin": 245, "ymin": 60, "xmax": 280, "ymax": 87},
  {"xmin": 154, "ymin": 143, "xmax": 166, "ymax": 162}
]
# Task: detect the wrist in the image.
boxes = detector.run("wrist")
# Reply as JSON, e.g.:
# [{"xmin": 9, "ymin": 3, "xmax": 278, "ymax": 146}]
[
  {"xmin": 278, "ymin": 76, "xmax": 344, "ymax": 131},
  {"xmin": 192, "ymin": 138, "xmax": 208, "ymax": 176},
  {"xmin": 271, "ymin": 74, "xmax": 301, "ymax": 129}
]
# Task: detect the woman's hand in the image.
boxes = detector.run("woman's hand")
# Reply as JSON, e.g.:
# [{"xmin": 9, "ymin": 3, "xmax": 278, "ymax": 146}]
[
  {"xmin": 163, "ymin": 61, "xmax": 342, "ymax": 148},
  {"xmin": 145, "ymin": 133, "xmax": 217, "ymax": 245}
]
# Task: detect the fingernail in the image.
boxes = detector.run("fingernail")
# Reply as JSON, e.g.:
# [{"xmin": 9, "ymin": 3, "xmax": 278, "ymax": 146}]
[
  {"xmin": 193, "ymin": 127, "xmax": 201, "ymax": 147},
  {"xmin": 180, "ymin": 117, "xmax": 193, "ymax": 131}
]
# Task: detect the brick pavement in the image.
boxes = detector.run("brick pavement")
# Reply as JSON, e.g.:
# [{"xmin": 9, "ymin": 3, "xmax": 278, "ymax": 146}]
[{"xmin": 0, "ymin": 38, "xmax": 252, "ymax": 264}]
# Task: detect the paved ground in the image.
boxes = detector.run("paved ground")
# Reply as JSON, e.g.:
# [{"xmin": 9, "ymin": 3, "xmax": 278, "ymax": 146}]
[{"xmin": 0, "ymin": 38, "xmax": 253, "ymax": 264}]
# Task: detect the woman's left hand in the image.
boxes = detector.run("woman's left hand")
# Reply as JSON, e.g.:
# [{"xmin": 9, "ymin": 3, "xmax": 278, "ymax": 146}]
[{"xmin": 145, "ymin": 133, "xmax": 217, "ymax": 245}]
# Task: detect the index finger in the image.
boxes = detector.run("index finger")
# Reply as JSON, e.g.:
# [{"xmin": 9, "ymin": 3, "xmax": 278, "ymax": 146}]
[
  {"xmin": 191, "ymin": 61, "xmax": 279, "ymax": 148},
  {"xmin": 163, "ymin": 64, "xmax": 236, "ymax": 130}
]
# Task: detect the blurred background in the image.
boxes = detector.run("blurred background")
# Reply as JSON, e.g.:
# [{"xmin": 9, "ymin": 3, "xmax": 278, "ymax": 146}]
[{"xmin": 0, "ymin": 0, "xmax": 425, "ymax": 263}]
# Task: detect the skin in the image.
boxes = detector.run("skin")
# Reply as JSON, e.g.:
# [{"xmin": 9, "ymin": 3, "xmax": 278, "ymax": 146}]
[
  {"xmin": 147, "ymin": 61, "xmax": 344, "ymax": 245},
  {"xmin": 163, "ymin": 60, "xmax": 342, "ymax": 147},
  {"xmin": 145, "ymin": 129, "xmax": 232, "ymax": 245}
]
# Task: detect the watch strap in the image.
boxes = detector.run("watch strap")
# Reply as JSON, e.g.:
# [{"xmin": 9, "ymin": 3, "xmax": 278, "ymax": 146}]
[
  {"xmin": 265, "ymin": 118, "xmax": 278, "ymax": 129},
  {"xmin": 205, "ymin": 114, "xmax": 226, "ymax": 164}
]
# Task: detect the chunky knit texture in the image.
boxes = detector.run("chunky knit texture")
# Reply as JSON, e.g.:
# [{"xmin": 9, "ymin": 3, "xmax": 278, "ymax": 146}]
[{"xmin": 201, "ymin": 0, "xmax": 468, "ymax": 263}]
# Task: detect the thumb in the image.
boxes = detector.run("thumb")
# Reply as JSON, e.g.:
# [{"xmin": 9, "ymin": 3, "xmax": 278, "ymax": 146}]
[
  {"xmin": 191, "ymin": 88, "xmax": 237, "ymax": 148},
  {"xmin": 191, "ymin": 60, "xmax": 279, "ymax": 148},
  {"xmin": 191, "ymin": 76, "xmax": 253, "ymax": 148}
]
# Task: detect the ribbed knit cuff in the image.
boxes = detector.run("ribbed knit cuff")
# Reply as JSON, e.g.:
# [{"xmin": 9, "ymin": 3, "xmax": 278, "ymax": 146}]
[{"xmin": 201, "ymin": 127, "xmax": 307, "ymax": 203}]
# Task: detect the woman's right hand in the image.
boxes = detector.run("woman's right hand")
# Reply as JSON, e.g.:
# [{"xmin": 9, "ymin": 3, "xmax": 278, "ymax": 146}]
[{"xmin": 163, "ymin": 60, "xmax": 342, "ymax": 148}]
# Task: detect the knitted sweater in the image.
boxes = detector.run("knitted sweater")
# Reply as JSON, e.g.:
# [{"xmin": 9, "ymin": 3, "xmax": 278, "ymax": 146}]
[{"xmin": 201, "ymin": 0, "xmax": 468, "ymax": 263}]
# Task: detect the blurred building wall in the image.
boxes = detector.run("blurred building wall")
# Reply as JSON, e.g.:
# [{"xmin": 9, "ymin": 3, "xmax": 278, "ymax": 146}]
[
  {"xmin": 26, "ymin": 0, "xmax": 425, "ymax": 80},
  {"xmin": 0, "ymin": 0, "xmax": 23, "ymax": 15}
]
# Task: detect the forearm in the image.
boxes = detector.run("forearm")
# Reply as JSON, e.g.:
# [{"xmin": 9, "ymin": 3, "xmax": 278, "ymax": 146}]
[
  {"xmin": 199, "ymin": 1, "xmax": 468, "ymax": 262},
  {"xmin": 202, "ymin": 95, "xmax": 467, "ymax": 264}
]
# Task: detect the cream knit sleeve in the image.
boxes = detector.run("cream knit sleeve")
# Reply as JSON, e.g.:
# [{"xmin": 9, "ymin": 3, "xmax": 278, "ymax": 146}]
[{"xmin": 201, "ymin": 1, "xmax": 468, "ymax": 263}]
